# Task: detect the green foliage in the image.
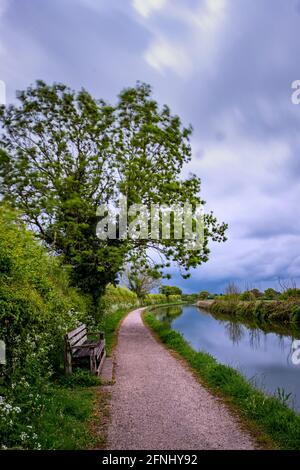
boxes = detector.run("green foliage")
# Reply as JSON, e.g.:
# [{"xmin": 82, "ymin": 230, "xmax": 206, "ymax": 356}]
[
  {"xmin": 240, "ymin": 291, "xmax": 256, "ymax": 301},
  {"xmin": 168, "ymin": 295, "xmax": 182, "ymax": 303},
  {"xmin": 249, "ymin": 288, "xmax": 263, "ymax": 298},
  {"xmin": 98, "ymin": 284, "xmax": 139, "ymax": 317},
  {"xmin": 0, "ymin": 205, "xmax": 95, "ymax": 449},
  {"xmin": 264, "ymin": 288, "xmax": 280, "ymax": 300},
  {"xmin": 58, "ymin": 369, "xmax": 101, "ymax": 388},
  {"xmin": 159, "ymin": 285, "xmax": 182, "ymax": 298},
  {"xmin": 98, "ymin": 307, "xmax": 133, "ymax": 356},
  {"xmin": 181, "ymin": 293, "xmax": 199, "ymax": 303},
  {"xmin": 0, "ymin": 205, "xmax": 90, "ymax": 378},
  {"xmin": 290, "ymin": 305, "xmax": 300, "ymax": 323},
  {"xmin": 279, "ymin": 288, "xmax": 300, "ymax": 301},
  {"xmin": 144, "ymin": 312, "xmax": 300, "ymax": 450},
  {"xmin": 198, "ymin": 290, "xmax": 210, "ymax": 300},
  {"xmin": 35, "ymin": 386, "xmax": 98, "ymax": 450},
  {"xmin": 0, "ymin": 81, "xmax": 227, "ymax": 302},
  {"xmin": 210, "ymin": 299, "xmax": 300, "ymax": 326},
  {"xmin": 145, "ymin": 294, "xmax": 168, "ymax": 305}
]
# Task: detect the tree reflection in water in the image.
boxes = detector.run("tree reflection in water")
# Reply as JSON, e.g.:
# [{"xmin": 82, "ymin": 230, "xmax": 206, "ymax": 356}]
[
  {"xmin": 224, "ymin": 321, "xmax": 245, "ymax": 345},
  {"xmin": 155, "ymin": 305, "xmax": 183, "ymax": 326}
]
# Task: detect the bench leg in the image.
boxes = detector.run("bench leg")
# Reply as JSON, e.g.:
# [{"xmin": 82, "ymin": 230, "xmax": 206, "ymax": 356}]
[
  {"xmin": 64, "ymin": 346, "xmax": 72, "ymax": 375},
  {"xmin": 96, "ymin": 350, "xmax": 106, "ymax": 376},
  {"xmin": 90, "ymin": 354, "xmax": 97, "ymax": 375}
]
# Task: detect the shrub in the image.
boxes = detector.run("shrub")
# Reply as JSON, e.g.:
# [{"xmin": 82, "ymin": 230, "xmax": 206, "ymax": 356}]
[
  {"xmin": 279, "ymin": 288, "xmax": 300, "ymax": 301},
  {"xmin": 240, "ymin": 291, "xmax": 256, "ymax": 301},
  {"xmin": 144, "ymin": 294, "xmax": 168, "ymax": 305},
  {"xmin": 0, "ymin": 205, "xmax": 92, "ymax": 448},
  {"xmin": 290, "ymin": 305, "xmax": 300, "ymax": 323},
  {"xmin": 198, "ymin": 290, "xmax": 210, "ymax": 300},
  {"xmin": 0, "ymin": 206, "xmax": 91, "ymax": 377},
  {"xmin": 168, "ymin": 295, "xmax": 182, "ymax": 303},
  {"xmin": 98, "ymin": 284, "xmax": 139, "ymax": 314},
  {"xmin": 264, "ymin": 288, "xmax": 280, "ymax": 300}
]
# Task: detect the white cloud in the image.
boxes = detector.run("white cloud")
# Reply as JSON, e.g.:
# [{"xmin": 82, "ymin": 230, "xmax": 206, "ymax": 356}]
[
  {"xmin": 192, "ymin": 0, "xmax": 226, "ymax": 33},
  {"xmin": 132, "ymin": 0, "xmax": 168, "ymax": 18},
  {"xmin": 145, "ymin": 37, "xmax": 192, "ymax": 76},
  {"xmin": 0, "ymin": 0, "xmax": 9, "ymax": 57},
  {"xmin": 140, "ymin": 0, "xmax": 228, "ymax": 77}
]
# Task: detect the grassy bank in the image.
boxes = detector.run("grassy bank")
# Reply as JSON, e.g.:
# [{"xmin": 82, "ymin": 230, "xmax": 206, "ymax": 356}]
[
  {"xmin": 206, "ymin": 299, "xmax": 300, "ymax": 326},
  {"xmin": 143, "ymin": 311, "xmax": 300, "ymax": 450}
]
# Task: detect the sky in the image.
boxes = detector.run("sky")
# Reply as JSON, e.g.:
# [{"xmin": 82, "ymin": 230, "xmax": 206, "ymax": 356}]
[{"xmin": 1, "ymin": 0, "xmax": 300, "ymax": 293}]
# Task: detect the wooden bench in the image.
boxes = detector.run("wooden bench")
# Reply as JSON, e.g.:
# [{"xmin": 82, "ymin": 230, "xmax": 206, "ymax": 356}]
[{"xmin": 64, "ymin": 324, "xmax": 106, "ymax": 375}]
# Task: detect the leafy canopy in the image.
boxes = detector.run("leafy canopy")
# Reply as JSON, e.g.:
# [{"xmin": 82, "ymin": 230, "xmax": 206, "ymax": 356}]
[
  {"xmin": 0, "ymin": 81, "xmax": 227, "ymax": 301},
  {"xmin": 159, "ymin": 285, "xmax": 182, "ymax": 297}
]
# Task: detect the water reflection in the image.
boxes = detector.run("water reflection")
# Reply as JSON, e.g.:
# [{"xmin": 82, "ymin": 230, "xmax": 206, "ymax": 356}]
[
  {"xmin": 154, "ymin": 305, "xmax": 300, "ymax": 412},
  {"xmin": 224, "ymin": 321, "xmax": 245, "ymax": 345},
  {"xmin": 155, "ymin": 305, "xmax": 183, "ymax": 326}
]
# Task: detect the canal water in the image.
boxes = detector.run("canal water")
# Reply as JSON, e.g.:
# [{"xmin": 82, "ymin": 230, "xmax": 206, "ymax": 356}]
[{"xmin": 154, "ymin": 304, "xmax": 300, "ymax": 412}]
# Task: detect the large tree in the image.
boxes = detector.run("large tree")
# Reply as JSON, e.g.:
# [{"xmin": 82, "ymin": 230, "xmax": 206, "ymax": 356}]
[{"xmin": 0, "ymin": 81, "xmax": 227, "ymax": 303}]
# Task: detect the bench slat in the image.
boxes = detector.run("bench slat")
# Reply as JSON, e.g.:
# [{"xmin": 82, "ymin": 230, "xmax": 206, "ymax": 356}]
[
  {"xmin": 72, "ymin": 340, "xmax": 105, "ymax": 359},
  {"xmin": 69, "ymin": 331, "xmax": 87, "ymax": 347},
  {"xmin": 67, "ymin": 323, "xmax": 86, "ymax": 340}
]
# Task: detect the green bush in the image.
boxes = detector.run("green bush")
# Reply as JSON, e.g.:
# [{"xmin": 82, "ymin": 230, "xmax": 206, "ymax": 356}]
[
  {"xmin": 0, "ymin": 205, "xmax": 92, "ymax": 449},
  {"xmin": 240, "ymin": 291, "xmax": 256, "ymax": 301},
  {"xmin": 98, "ymin": 284, "xmax": 139, "ymax": 314},
  {"xmin": 168, "ymin": 294, "xmax": 182, "ymax": 303},
  {"xmin": 290, "ymin": 305, "xmax": 300, "ymax": 323},
  {"xmin": 144, "ymin": 294, "xmax": 168, "ymax": 305},
  {"xmin": 279, "ymin": 288, "xmax": 300, "ymax": 301}
]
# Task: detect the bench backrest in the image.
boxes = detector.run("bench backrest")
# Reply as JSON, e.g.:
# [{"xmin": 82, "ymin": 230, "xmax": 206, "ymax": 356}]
[{"xmin": 65, "ymin": 324, "xmax": 87, "ymax": 350}]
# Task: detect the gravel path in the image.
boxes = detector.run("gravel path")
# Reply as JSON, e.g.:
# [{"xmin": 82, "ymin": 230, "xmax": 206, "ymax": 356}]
[{"xmin": 107, "ymin": 308, "xmax": 256, "ymax": 450}]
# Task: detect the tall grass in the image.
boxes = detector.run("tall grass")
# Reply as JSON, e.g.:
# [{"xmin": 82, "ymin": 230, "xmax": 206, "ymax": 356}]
[{"xmin": 210, "ymin": 299, "xmax": 300, "ymax": 325}]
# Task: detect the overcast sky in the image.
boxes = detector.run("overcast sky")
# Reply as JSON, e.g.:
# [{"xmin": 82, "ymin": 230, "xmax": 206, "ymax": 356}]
[{"xmin": 1, "ymin": 0, "xmax": 300, "ymax": 293}]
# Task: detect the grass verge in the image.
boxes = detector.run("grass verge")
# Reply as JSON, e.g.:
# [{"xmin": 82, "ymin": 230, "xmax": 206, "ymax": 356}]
[
  {"xmin": 143, "ymin": 311, "xmax": 300, "ymax": 450},
  {"xmin": 37, "ymin": 384, "xmax": 100, "ymax": 449}
]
